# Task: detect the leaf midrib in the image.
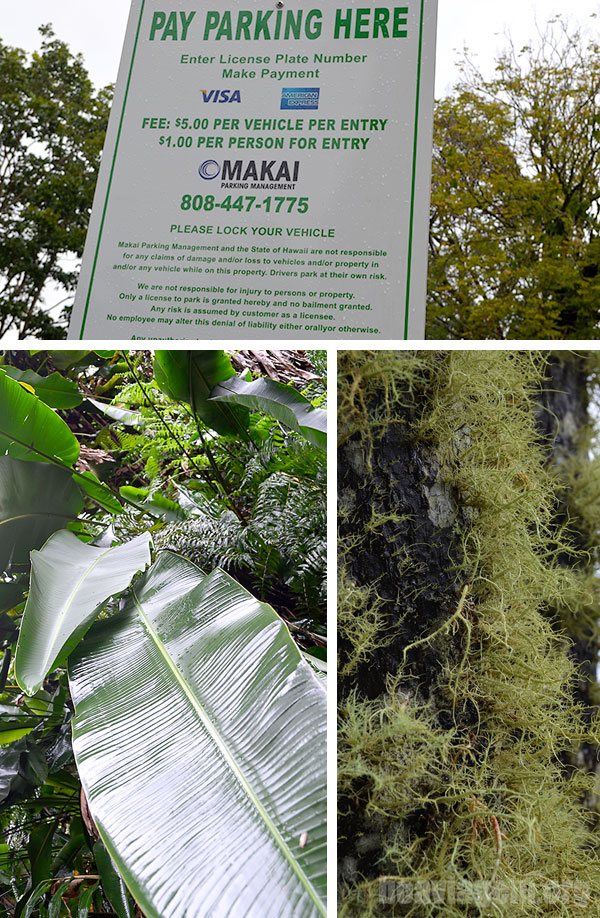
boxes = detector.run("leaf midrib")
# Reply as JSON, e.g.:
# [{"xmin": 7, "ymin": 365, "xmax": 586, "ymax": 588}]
[
  {"xmin": 132, "ymin": 585, "xmax": 325, "ymax": 915},
  {"xmin": 212, "ymin": 380, "xmax": 327, "ymax": 436},
  {"xmin": 0, "ymin": 512, "xmax": 77, "ymax": 527},
  {"xmin": 0, "ymin": 417, "xmax": 77, "ymax": 465}
]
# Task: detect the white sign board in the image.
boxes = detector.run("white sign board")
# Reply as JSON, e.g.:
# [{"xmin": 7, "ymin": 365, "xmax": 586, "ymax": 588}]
[{"xmin": 70, "ymin": 1, "xmax": 438, "ymax": 340}]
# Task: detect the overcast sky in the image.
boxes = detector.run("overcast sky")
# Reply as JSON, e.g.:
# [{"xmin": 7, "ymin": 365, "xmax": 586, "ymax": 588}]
[{"xmin": 2, "ymin": 2, "xmax": 598, "ymax": 94}]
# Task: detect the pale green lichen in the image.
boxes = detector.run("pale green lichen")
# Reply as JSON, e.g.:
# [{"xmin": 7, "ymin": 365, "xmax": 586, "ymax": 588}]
[
  {"xmin": 339, "ymin": 351, "xmax": 600, "ymax": 917},
  {"xmin": 337, "ymin": 570, "xmax": 390, "ymax": 678}
]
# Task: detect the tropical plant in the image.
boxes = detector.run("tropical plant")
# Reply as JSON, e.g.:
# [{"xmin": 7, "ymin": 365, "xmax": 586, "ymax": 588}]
[{"xmin": 0, "ymin": 349, "xmax": 327, "ymax": 916}]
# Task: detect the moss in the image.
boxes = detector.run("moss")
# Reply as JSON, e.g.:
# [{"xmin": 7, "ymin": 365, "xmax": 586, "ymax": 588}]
[
  {"xmin": 338, "ymin": 679, "xmax": 454, "ymax": 822},
  {"xmin": 337, "ymin": 569, "xmax": 390, "ymax": 678},
  {"xmin": 337, "ymin": 350, "xmax": 438, "ymax": 451},
  {"xmin": 339, "ymin": 351, "xmax": 600, "ymax": 916}
]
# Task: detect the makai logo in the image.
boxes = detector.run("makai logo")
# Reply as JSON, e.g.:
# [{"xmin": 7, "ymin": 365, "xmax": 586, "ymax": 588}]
[
  {"xmin": 199, "ymin": 159, "xmax": 301, "ymax": 186},
  {"xmin": 201, "ymin": 89, "xmax": 241, "ymax": 103}
]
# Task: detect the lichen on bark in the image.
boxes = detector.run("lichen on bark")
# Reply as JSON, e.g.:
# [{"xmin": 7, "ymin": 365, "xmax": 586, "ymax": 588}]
[{"xmin": 338, "ymin": 351, "xmax": 600, "ymax": 916}]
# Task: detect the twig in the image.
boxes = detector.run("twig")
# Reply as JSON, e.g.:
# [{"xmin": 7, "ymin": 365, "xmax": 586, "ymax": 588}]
[{"xmin": 403, "ymin": 584, "xmax": 471, "ymax": 663}]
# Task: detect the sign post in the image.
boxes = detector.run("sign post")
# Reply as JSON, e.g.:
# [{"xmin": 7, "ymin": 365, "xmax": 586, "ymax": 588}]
[{"xmin": 70, "ymin": 1, "xmax": 438, "ymax": 340}]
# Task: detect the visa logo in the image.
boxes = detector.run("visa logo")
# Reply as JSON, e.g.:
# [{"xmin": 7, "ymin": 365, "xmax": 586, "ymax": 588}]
[{"xmin": 201, "ymin": 89, "xmax": 242, "ymax": 103}]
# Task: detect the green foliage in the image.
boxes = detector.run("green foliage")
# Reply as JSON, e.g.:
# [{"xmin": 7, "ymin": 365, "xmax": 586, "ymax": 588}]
[
  {"xmin": 0, "ymin": 348, "xmax": 326, "ymax": 916},
  {"xmin": 154, "ymin": 349, "xmax": 249, "ymax": 437},
  {"xmin": 15, "ymin": 531, "xmax": 151, "ymax": 695},
  {"xmin": 211, "ymin": 375, "xmax": 327, "ymax": 449},
  {"xmin": 0, "ymin": 28, "xmax": 111, "ymax": 338},
  {"xmin": 92, "ymin": 842, "xmax": 135, "ymax": 918},
  {"xmin": 69, "ymin": 552, "xmax": 327, "ymax": 917},
  {"xmin": 0, "ymin": 458, "xmax": 82, "ymax": 571},
  {"xmin": 339, "ymin": 351, "xmax": 600, "ymax": 915},
  {"xmin": 154, "ymin": 461, "xmax": 326, "ymax": 624},
  {"xmin": 0, "ymin": 367, "xmax": 82, "ymax": 410},
  {"xmin": 428, "ymin": 22, "xmax": 600, "ymax": 339},
  {"xmin": 0, "ymin": 370, "xmax": 79, "ymax": 465},
  {"xmin": 114, "ymin": 353, "xmax": 327, "ymax": 628}
]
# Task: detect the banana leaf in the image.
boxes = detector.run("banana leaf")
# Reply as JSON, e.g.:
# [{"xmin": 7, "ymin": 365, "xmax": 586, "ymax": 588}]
[
  {"xmin": 0, "ymin": 370, "xmax": 79, "ymax": 465},
  {"xmin": 0, "ymin": 367, "xmax": 82, "ymax": 410},
  {"xmin": 94, "ymin": 841, "xmax": 135, "ymax": 918},
  {"xmin": 119, "ymin": 486, "xmax": 186, "ymax": 521},
  {"xmin": 47, "ymin": 351, "xmax": 92, "ymax": 370},
  {"xmin": 0, "ymin": 704, "xmax": 36, "ymax": 746},
  {"xmin": 154, "ymin": 351, "xmax": 249, "ymax": 437},
  {"xmin": 210, "ymin": 377, "xmax": 327, "ymax": 450},
  {"xmin": 69, "ymin": 552, "xmax": 327, "ymax": 917},
  {"xmin": 0, "ymin": 579, "xmax": 27, "ymax": 613},
  {"xmin": 28, "ymin": 819, "xmax": 58, "ymax": 892},
  {"xmin": 0, "ymin": 457, "xmax": 83, "ymax": 573},
  {"xmin": 87, "ymin": 398, "xmax": 142, "ymax": 428},
  {"xmin": 77, "ymin": 472, "xmax": 123, "ymax": 514},
  {"xmin": 15, "ymin": 532, "xmax": 152, "ymax": 696}
]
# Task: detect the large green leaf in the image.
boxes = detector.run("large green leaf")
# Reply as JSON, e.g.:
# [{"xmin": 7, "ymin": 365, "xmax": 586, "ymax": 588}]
[
  {"xmin": 210, "ymin": 377, "xmax": 327, "ymax": 450},
  {"xmin": 0, "ymin": 746, "xmax": 21, "ymax": 802},
  {"xmin": 69, "ymin": 552, "xmax": 327, "ymax": 917},
  {"xmin": 0, "ymin": 578, "xmax": 27, "ymax": 613},
  {"xmin": 154, "ymin": 350, "xmax": 250, "ymax": 436},
  {"xmin": 47, "ymin": 351, "xmax": 92, "ymax": 370},
  {"xmin": 1, "ymin": 367, "xmax": 82, "ymax": 410},
  {"xmin": 15, "ymin": 532, "xmax": 152, "ymax": 696},
  {"xmin": 77, "ymin": 472, "xmax": 123, "ymax": 514},
  {"xmin": 0, "ymin": 370, "xmax": 79, "ymax": 465},
  {"xmin": 44, "ymin": 350, "xmax": 117, "ymax": 370},
  {"xmin": 28, "ymin": 819, "xmax": 58, "ymax": 892},
  {"xmin": 87, "ymin": 398, "xmax": 142, "ymax": 428},
  {"xmin": 0, "ymin": 457, "xmax": 83, "ymax": 574},
  {"xmin": 119, "ymin": 486, "xmax": 186, "ymax": 522},
  {"xmin": 0, "ymin": 704, "xmax": 37, "ymax": 747},
  {"xmin": 94, "ymin": 841, "xmax": 135, "ymax": 918}
]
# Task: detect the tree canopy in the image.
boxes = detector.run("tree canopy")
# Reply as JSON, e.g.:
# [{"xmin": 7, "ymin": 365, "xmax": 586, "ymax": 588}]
[
  {"xmin": 428, "ymin": 20, "xmax": 600, "ymax": 339},
  {"xmin": 0, "ymin": 27, "xmax": 110, "ymax": 339},
  {"xmin": 1, "ymin": 20, "xmax": 599, "ymax": 339}
]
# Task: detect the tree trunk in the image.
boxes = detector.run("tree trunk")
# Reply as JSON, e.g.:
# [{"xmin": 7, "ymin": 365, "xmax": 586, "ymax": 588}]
[{"xmin": 338, "ymin": 351, "xmax": 600, "ymax": 916}]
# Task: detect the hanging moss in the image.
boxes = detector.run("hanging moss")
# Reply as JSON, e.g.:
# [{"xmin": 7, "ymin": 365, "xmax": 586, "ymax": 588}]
[{"xmin": 338, "ymin": 351, "xmax": 600, "ymax": 917}]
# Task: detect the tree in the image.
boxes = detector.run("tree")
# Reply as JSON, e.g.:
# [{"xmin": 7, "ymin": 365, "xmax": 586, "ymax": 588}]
[
  {"xmin": 427, "ymin": 20, "xmax": 600, "ymax": 339},
  {"xmin": 0, "ymin": 349, "xmax": 327, "ymax": 916},
  {"xmin": 0, "ymin": 27, "xmax": 111, "ymax": 340},
  {"xmin": 338, "ymin": 351, "xmax": 600, "ymax": 915}
]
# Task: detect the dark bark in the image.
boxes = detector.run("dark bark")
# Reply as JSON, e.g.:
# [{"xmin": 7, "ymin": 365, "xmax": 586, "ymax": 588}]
[
  {"xmin": 338, "ymin": 352, "xmax": 600, "ymax": 898},
  {"xmin": 338, "ymin": 386, "xmax": 471, "ymax": 887},
  {"xmin": 537, "ymin": 355, "xmax": 599, "ymax": 784},
  {"xmin": 339, "ymin": 421, "xmax": 467, "ymax": 703}
]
